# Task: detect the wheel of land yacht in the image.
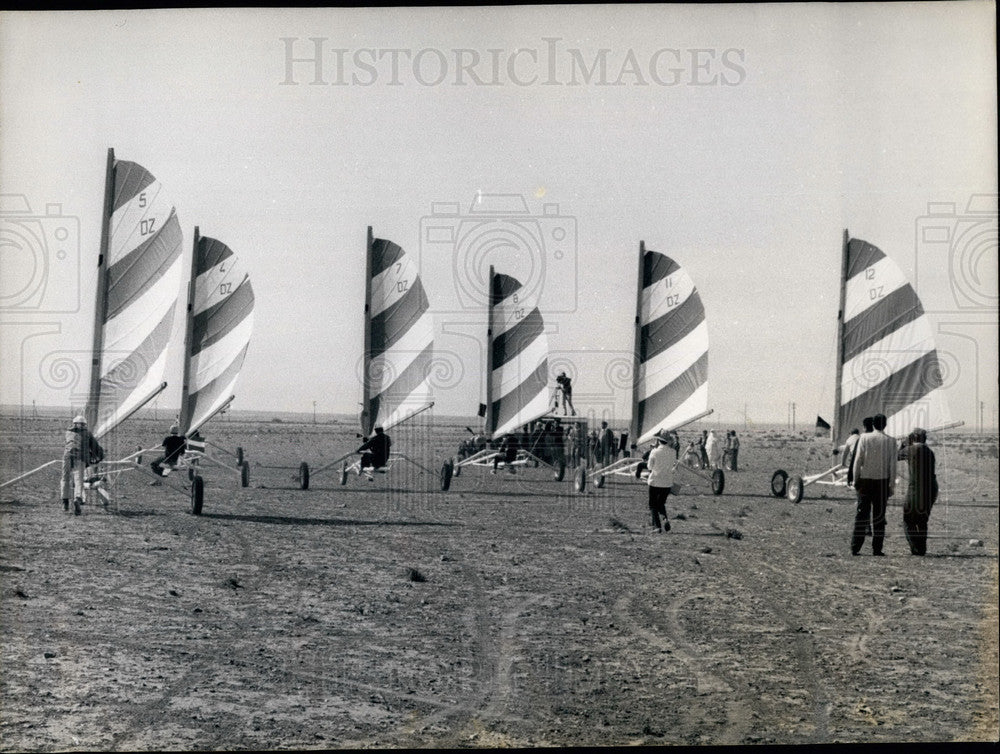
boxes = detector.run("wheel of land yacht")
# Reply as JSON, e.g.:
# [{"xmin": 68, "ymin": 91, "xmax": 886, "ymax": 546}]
[
  {"xmin": 453, "ymin": 457, "xmax": 461, "ymax": 477},
  {"xmin": 240, "ymin": 460, "xmax": 250, "ymax": 488},
  {"xmin": 553, "ymin": 460, "xmax": 566, "ymax": 482},
  {"xmin": 340, "ymin": 463, "xmax": 349, "ymax": 486},
  {"xmin": 770, "ymin": 469, "xmax": 788, "ymax": 498},
  {"xmin": 236, "ymin": 446, "xmax": 244, "ymax": 465},
  {"xmin": 786, "ymin": 475, "xmax": 804, "ymax": 503},
  {"xmin": 595, "ymin": 474, "xmax": 605, "ymax": 489},
  {"xmin": 440, "ymin": 461, "xmax": 453, "ymax": 491},
  {"xmin": 711, "ymin": 468, "xmax": 725, "ymax": 495},
  {"xmin": 190, "ymin": 475, "xmax": 204, "ymax": 515},
  {"xmin": 574, "ymin": 465, "xmax": 587, "ymax": 493},
  {"xmin": 298, "ymin": 462, "xmax": 310, "ymax": 490}
]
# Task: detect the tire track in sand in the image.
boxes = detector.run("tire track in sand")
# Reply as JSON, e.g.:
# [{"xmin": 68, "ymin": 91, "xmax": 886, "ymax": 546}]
[{"xmin": 615, "ymin": 592, "xmax": 754, "ymax": 745}]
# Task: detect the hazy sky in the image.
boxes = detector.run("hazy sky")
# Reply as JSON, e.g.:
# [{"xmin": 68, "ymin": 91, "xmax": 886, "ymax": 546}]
[{"xmin": 1, "ymin": 4, "xmax": 997, "ymax": 430}]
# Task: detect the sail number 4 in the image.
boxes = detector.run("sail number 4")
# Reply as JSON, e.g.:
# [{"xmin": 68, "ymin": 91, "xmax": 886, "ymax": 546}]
[{"xmin": 864, "ymin": 267, "xmax": 884, "ymax": 300}]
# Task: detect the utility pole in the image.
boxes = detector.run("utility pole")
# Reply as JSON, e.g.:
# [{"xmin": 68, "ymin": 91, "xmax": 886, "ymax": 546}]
[
  {"xmin": 980, "ymin": 401, "xmax": 984, "ymax": 433},
  {"xmin": 792, "ymin": 402, "xmax": 796, "ymax": 431},
  {"xmin": 313, "ymin": 401, "xmax": 317, "ymax": 424}
]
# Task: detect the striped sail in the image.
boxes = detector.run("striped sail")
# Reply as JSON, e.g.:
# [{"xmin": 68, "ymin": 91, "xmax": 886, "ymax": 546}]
[
  {"xmin": 362, "ymin": 233, "xmax": 434, "ymax": 434},
  {"xmin": 836, "ymin": 236, "xmax": 951, "ymax": 445},
  {"xmin": 90, "ymin": 157, "xmax": 182, "ymax": 438},
  {"xmin": 488, "ymin": 271, "xmax": 550, "ymax": 438},
  {"xmin": 633, "ymin": 249, "xmax": 709, "ymax": 445},
  {"xmin": 178, "ymin": 233, "xmax": 255, "ymax": 435}
]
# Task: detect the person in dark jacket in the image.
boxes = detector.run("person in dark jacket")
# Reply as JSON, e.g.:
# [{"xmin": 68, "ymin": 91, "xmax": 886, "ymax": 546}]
[
  {"xmin": 491, "ymin": 433, "xmax": 520, "ymax": 474},
  {"xmin": 898, "ymin": 428, "xmax": 938, "ymax": 556},
  {"xmin": 150, "ymin": 424, "xmax": 187, "ymax": 478},
  {"xmin": 61, "ymin": 415, "xmax": 104, "ymax": 515},
  {"xmin": 358, "ymin": 426, "xmax": 391, "ymax": 477}
]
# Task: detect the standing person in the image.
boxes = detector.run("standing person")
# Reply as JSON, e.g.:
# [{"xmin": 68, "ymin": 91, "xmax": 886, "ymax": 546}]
[
  {"xmin": 646, "ymin": 430, "xmax": 676, "ymax": 532},
  {"xmin": 565, "ymin": 424, "xmax": 578, "ymax": 468},
  {"xmin": 730, "ymin": 431, "xmax": 741, "ymax": 471},
  {"xmin": 705, "ymin": 429, "xmax": 722, "ymax": 470},
  {"xmin": 150, "ymin": 424, "xmax": 187, "ymax": 479},
  {"xmin": 587, "ymin": 429, "xmax": 598, "ymax": 467},
  {"xmin": 722, "ymin": 431, "xmax": 733, "ymax": 470},
  {"xmin": 598, "ymin": 421, "xmax": 615, "ymax": 466},
  {"xmin": 357, "ymin": 426, "xmax": 391, "ymax": 480},
  {"xmin": 850, "ymin": 413, "xmax": 897, "ymax": 556},
  {"xmin": 898, "ymin": 428, "xmax": 938, "ymax": 556},
  {"xmin": 699, "ymin": 430, "xmax": 709, "ymax": 469},
  {"xmin": 839, "ymin": 428, "xmax": 861, "ymax": 484},
  {"xmin": 61, "ymin": 415, "xmax": 104, "ymax": 515},
  {"xmin": 555, "ymin": 371, "xmax": 576, "ymax": 416}
]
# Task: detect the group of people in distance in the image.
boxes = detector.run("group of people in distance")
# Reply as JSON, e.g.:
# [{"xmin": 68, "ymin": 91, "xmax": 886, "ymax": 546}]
[
  {"xmin": 57, "ymin": 402, "xmax": 938, "ymax": 558},
  {"xmin": 682, "ymin": 429, "xmax": 741, "ymax": 471},
  {"xmin": 838, "ymin": 413, "xmax": 938, "ymax": 557}
]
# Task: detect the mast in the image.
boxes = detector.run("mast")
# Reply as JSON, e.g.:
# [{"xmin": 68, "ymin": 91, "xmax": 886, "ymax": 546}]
[
  {"xmin": 628, "ymin": 241, "xmax": 645, "ymax": 443},
  {"xmin": 484, "ymin": 265, "xmax": 496, "ymax": 438},
  {"xmin": 831, "ymin": 228, "xmax": 850, "ymax": 448},
  {"xmin": 360, "ymin": 226, "xmax": 375, "ymax": 435},
  {"xmin": 178, "ymin": 227, "xmax": 201, "ymax": 434},
  {"xmin": 85, "ymin": 148, "xmax": 115, "ymax": 428}
]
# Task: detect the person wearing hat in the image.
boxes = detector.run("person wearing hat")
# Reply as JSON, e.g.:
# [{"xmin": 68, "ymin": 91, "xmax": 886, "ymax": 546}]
[
  {"xmin": 60, "ymin": 415, "xmax": 104, "ymax": 515},
  {"xmin": 897, "ymin": 427, "xmax": 938, "ymax": 555},
  {"xmin": 646, "ymin": 429, "xmax": 676, "ymax": 533},
  {"xmin": 150, "ymin": 423, "xmax": 187, "ymax": 479},
  {"xmin": 357, "ymin": 425, "xmax": 391, "ymax": 480}
]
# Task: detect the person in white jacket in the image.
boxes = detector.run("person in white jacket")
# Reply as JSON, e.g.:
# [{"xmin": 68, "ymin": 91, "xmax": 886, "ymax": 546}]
[
  {"xmin": 646, "ymin": 430, "xmax": 676, "ymax": 532},
  {"xmin": 705, "ymin": 429, "xmax": 723, "ymax": 470}
]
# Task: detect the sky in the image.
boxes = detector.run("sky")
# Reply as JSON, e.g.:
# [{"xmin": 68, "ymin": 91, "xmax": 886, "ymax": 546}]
[{"xmin": 1, "ymin": 4, "xmax": 997, "ymax": 431}]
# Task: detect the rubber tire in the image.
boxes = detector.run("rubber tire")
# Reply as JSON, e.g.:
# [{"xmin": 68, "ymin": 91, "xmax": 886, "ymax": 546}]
[
  {"xmin": 340, "ymin": 463, "xmax": 349, "ymax": 486},
  {"xmin": 190, "ymin": 475, "xmax": 204, "ymax": 515},
  {"xmin": 553, "ymin": 461, "xmax": 566, "ymax": 482},
  {"xmin": 770, "ymin": 469, "xmax": 788, "ymax": 498},
  {"xmin": 240, "ymin": 460, "xmax": 250, "ymax": 488},
  {"xmin": 787, "ymin": 475, "xmax": 804, "ymax": 503},
  {"xmin": 595, "ymin": 474, "xmax": 606, "ymax": 489},
  {"xmin": 574, "ymin": 466, "xmax": 587, "ymax": 493},
  {"xmin": 440, "ymin": 461, "xmax": 453, "ymax": 491},
  {"xmin": 453, "ymin": 458, "xmax": 461, "ymax": 477},
  {"xmin": 236, "ymin": 446, "xmax": 244, "ymax": 465},
  {"xmin": 712, "ymin": 469, "xmax": 725, "ymax": 495},
  {"xmin": 299, "ymin": 462, "xmax": 310, "ymax": 490}
]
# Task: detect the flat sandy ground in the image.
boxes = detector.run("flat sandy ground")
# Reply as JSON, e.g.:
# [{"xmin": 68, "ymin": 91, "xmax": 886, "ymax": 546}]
[{"xmin": 2, "ymin": 415, "xmax": 998, "ymax": 749}]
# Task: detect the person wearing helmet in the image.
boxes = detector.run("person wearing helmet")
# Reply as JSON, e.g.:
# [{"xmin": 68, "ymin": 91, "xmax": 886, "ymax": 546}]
[
  {"xmin": 60, "ymin": 415, "xmax": 104, "ymax": 515},
  {"xmin": 150, "ymin": 423, "xmax": 187, "ymax": 479}
]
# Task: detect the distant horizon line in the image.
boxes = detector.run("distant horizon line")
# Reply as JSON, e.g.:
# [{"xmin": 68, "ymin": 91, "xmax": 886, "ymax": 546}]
[{"xmin": 1, "ymin": 404, "xmax": 992, "ymax": 435}]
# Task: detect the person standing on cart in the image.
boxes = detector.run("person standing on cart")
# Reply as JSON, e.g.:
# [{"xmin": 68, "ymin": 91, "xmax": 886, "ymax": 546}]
[{"xmin": 555, "ymin": 371, "xmax": 576, "ymax": 416}]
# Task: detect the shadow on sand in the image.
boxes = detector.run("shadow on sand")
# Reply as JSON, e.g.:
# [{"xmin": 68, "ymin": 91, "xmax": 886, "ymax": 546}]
[{"xmin": 199, "ymin": 512, "xmax": 459, "ymax": 528}]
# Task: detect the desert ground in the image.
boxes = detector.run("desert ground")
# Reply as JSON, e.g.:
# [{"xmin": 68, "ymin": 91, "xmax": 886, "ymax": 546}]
[{"xmin": 1, "ymin": 412, "xmax": 998, "ymax": 750}]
